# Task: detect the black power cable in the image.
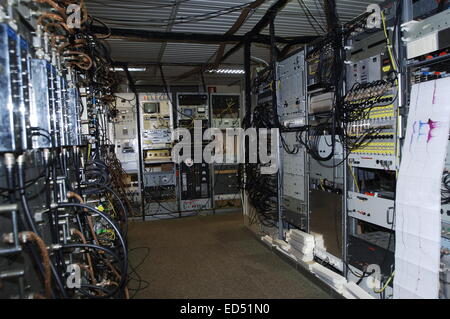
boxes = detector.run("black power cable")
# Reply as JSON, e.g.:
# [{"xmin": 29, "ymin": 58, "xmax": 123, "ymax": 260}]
[
  {"xmin": 60, "ymin": 243, "xmax": 122, "ymax": 299},
  {"xmin": 16, "ymin": 158, "xmax": 69, "ymax": 299},
  {"xmin": 56, "ymin": 202, "xmax": 128, "ymax": 293}
]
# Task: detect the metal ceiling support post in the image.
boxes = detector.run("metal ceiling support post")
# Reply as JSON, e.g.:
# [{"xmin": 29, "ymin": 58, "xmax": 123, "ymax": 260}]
[
  {"xmin": 244, "ymin": 39, "xmax": 252, "ymax": 131},
  {"xmin": 323, "ymin": 0, "xmax": 349, "ymax": 277},
  {"xmin": 123, "ymin": 64, "xmax": 146, "ymax": 221},
  {"xmin": 269, "ymin": 12, "xmax": 284, "ymax": 241},
  {"xmin": 243, "ymin": 37, "xmax": 252, "ymax": 219},
  {"xmin": 400, "ymin": 0, "xmax": 413, "ymax": 110}
]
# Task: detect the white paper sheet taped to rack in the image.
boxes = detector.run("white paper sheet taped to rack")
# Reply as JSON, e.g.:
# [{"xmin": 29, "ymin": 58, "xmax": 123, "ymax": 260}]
[{"xmin": 394, "ymin": 77, "xmax": 450, "ymax": 299}]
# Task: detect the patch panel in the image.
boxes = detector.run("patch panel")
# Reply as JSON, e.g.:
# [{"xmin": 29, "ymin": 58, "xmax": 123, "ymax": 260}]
[
  {"xmin": 345, "ymin": 32, "xmax": 399, "ymax": 171},
  {"xmin": 348, "ymin": 134, "xmax": 397, "ymax": 169}
]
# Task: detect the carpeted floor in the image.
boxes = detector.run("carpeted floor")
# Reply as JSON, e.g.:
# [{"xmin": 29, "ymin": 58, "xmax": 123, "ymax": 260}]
[{"xmin": 127, "ymin": 212, "xmax": 331, "ymax": 299}]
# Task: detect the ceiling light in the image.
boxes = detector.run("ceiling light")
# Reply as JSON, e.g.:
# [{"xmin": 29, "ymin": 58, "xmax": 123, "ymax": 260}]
[
  {"xmin": 111, "ymin": 67, "xmax": 147, "ymax": 72},
  {"xmin": 206, "ymin": 69, "xmax": 245, "ymax": 75}
]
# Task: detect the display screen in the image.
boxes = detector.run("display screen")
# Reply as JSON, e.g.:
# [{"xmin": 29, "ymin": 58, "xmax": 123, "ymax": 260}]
[
  {"xmin": 183, "ymin": 108, "xmax": 193, "ymax": 116},
  {"xmin": 143, "ymin": 102, "xmax": 160, "ymax": 114}
]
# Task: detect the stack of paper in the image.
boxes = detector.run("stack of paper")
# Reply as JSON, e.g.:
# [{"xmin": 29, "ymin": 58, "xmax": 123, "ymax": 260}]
[
  {"xmin": 344, "ymin": 282, "xmax": 375, "ymax": 299},
  {"xmin": 261, "ymin": 235, "xmax": 274, "ymax": 247},
  {"xmin": 310, "ymin": 263, "xmax": 347, "ymax": 293},
  {"xmin": 286, "ymin": 230, "xmax": 315, "ymax": 262},
  {"xmin": 273, "ymin": 239, "xmax": 291, "ymax": 252},
  {"xmin": 311, "ymin": 232, "xmax": 326, "ymax": 250}
]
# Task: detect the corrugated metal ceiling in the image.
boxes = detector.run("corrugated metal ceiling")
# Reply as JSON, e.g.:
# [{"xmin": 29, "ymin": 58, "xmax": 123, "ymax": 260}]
[
  {"xmin": 87, "ymin": 0, "xmax": 384, "ymax": 84},
  {"xmin": 162, "ymin": 43, "xmax": 219, "ymax": 64}
]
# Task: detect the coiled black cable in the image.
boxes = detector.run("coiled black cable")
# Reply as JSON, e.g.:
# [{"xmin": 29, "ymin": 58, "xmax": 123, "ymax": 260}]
[
  {"xmin": 56, "ymin": 202, "xmax": 128, "ymax": 294},
  {"xmin": 60, "ymin": 243, "xmax": 123, "ymax": 299}
]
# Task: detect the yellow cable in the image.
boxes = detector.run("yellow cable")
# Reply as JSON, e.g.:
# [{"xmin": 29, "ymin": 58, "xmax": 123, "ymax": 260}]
[
  {"xmin": 87, "ymin": 144, "xmax": 91, "ymax": 161},
  {"xmin": 381, "ymin": 11, "xmax": 398, "ymax": 72},
  {"xmin": 108, "ymin": 199, "xmax": 117, "ymax": 218},
  {"xmin": 373, "ymin": 271, "xmax": 395, "ymax": 293},
  {"xmin": 107, "ymin": 230, "xmax": 116, "ymax": 240},
  {"xmin": 348, "ymin": 161, "xmax": 361, "ymax": 193}
]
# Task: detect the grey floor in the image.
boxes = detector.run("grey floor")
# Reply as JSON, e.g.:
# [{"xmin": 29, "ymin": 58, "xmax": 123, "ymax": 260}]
[{"xmin": 127, "ymin": 212, "xmax": 331, "ymax": 299}]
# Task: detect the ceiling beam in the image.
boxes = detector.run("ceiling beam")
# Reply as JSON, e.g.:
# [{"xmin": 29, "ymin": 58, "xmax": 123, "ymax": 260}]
[
  {"xmin": 222, "ymin": 0, "xmax": 292, "ymax": 67},
  {"xmin": 214, "ymin": 0, "xmax": 267, "ymax": 65},
  {"xmin": 153, "ymin": 1, "xmax": 182, "ymax": 76},
  {"xmin": 92, "ymin": 25, "xmax": 307, "ymax": 46},
  {"xmin": 248, "ymin": 0, "xmax": 290, "ymax": 36},
  {"xmin": 173, "ymin": 0, "xmax": 267, "ymax": 83},
  {"xmin": 211, "ymin": 0, "xmax": 299, "ymax": 74},
  {"xmin": 112, "ymin": 61, "xmax": 244, "ymax": 68},
  {"xmin": 92, "ymin": 26, "xmax": 246, "ymax": 44},
  {"xmin": 279, "ymin": 43, "xmax": 295, "ymax": 59}
]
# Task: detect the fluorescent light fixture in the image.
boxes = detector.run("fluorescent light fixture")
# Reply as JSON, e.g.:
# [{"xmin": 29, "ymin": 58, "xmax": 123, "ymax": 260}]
[
  {"xmin": 110, "ymin": 67, "xmax": 147, "ymax": 72},
  {"xmin": 206, "ymin": 68, "xmax": 245, "ymax": 75}
]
